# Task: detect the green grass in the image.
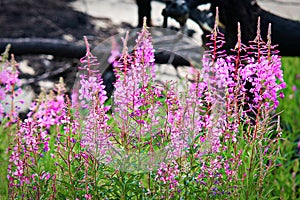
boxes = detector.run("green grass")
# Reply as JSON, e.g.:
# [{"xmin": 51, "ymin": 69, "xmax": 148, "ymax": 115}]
[
  {"xmin": 278, "ymin": 56, "xmax": 300, "ymax": 133},
  {"xmin": 0, "ymin": 122, "xmax": 14, "ymax": 199},
  {"xmin": 273, "ymin": 56, "xmax": 300, "ymax": 199}
]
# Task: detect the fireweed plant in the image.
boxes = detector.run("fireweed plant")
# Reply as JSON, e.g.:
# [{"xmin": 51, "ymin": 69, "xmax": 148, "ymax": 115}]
[
  {"xmin": 0, "ymin": 45, "xmax": 23, "ymax": 124},
  {"xmin": 0, "ymin": 45, "xmax": 24, "ymax": 197},
  {"xmin": 4, "ymin": 15, "xmax": 287, "ymax": 199}
]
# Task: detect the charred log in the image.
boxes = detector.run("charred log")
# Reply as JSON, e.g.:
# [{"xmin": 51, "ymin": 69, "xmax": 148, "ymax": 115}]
[{"xmin": 0, "ymin": 38, "xmax": 86, "ymax": 58}]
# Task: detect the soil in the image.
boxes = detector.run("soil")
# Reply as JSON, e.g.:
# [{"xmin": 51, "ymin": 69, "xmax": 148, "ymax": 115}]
[{"xmin": 0, "ymin": 0, "xmax": 127, "ymax": 94}]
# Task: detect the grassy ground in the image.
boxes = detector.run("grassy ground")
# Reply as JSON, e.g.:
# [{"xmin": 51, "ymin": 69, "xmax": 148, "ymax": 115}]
[
  {"xmin": 273, "ymin": 56, "xmax": 300, "ymax": 198},
  {"xmin": 278, "ymin": 57, "xmax": 300, "ymax": 133},
  {"xmin": 0, "ymin": 123, "xmax": 13, "ymax": 199}
]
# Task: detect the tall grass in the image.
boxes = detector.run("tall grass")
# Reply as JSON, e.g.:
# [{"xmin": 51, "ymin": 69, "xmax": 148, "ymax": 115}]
[
  {"xmin": 272, "ymin": 56, "xmax": 300, "ymax": 199},
  {"xmin": 279, "ymin": 57, "xmax": 300, "ymax": 133}
]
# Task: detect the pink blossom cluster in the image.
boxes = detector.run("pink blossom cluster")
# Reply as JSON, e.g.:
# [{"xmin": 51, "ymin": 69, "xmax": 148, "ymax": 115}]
[
  {"xmin": 202, "ymin": 21, "xmax": 285, "ymax": 114},
  {"xmin": 156, "ymin": 160, "xmax": 180, "ymax": 190},
  {"xmin": 80, "ymin": 80, "xmax": 112, "ymax": 162},
  {"xmin": 240, "ymin": 55, "xmax": 285, "ymax": 109},
  {"xmin": 76, "ymin": 36, "xmax": 112, "ymax": 163},
  {"xmin": 110, "ymin": 25, "xmax": 167, "ymax": 166},
  {"xmin": 7, "ymin": 80, "xmax": 68, "ymax": 192},
  {"xmin": 0, "ymin": 55, "xmax": 23, "ymax": 124},
  {"xmin": 153, "ymin": 19, "xmax": 285, "ymax": 193},
  {"xmin": 77, "ymin": 37, "xmax": 107, "ymax": 108}
]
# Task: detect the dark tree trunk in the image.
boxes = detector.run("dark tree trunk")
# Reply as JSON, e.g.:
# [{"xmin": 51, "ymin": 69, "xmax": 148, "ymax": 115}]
[
  {"xmin": 136, "ymin": 0, "xmax": 152, "ymax": 27},
  {"xmin": 211, "ymin": 0, "xmax": 300, "ymax": 56}
]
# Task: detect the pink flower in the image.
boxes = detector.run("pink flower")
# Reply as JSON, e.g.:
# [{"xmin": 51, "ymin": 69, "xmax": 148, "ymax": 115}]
[
  {"xmin": 156, "ymin": 160, "xmax": 180, "ymax": 190},
  {"xmin": 85, "ymin": 194, "xmax": 92, "ymax": 200},
  {"xmin": 0, "ymin": 56, "xmax": 23, "ymax": 123}
]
